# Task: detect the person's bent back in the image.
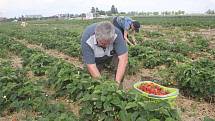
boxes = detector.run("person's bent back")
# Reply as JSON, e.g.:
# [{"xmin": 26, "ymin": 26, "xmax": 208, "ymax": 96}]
[{"xmin": 81, "ymin": 21, "xmax": 128, "ymax": 85}]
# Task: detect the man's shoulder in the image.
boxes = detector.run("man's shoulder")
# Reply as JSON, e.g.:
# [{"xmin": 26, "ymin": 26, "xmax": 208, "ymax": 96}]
[
  {"xmin": 124, "ymin": 16, "xmax": 132, "ymax": 21},
  {"xmin": 84, "ymin": 23, "xmax": 97, "ymax": 34},
  {"xmin": 115, "ymin": 27, "xmax": 121, "ymax": 34},
  {"xmin": 114, "ymin": 27, "xmax": 124, "ymax": 39},
  {"xmin": 82, "ymin": 23, "xmax": 97, "ymax": 43}
]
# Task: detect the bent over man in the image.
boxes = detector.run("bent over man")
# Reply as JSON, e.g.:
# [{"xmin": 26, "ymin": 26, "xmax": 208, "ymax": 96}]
[
  {"xmin": 113, "ymin": 16, "xmax": 140, "ymax": 45},
  {"xmin": 81, "ymin": 21, "xmax": 128, "ymax": 85}
]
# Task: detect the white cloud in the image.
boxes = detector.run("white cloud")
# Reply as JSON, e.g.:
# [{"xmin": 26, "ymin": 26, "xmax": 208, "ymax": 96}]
[
  {"xmin": 208, "ymin": 0, "xmax": 215, "ymax": 4},
  {"xmin": 0, "ymin": 0, "xmax": 9, "ymax": 10}
]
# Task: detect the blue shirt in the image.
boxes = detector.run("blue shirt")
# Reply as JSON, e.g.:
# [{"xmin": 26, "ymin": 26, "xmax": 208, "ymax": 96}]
[
  {"xmin": 116, "ymin": 16, "xmax": 133, "ymax": 31},
  {"xmin": 81, "ymin": 23, "xmax": 128, "ymax": 64}
]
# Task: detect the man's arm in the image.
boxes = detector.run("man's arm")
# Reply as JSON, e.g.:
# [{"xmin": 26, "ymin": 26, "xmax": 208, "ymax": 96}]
[
  {"xmin": 131, "ymin": 30, "xmax": 137, "ymax": 45},
  {"xmin": 124, "ymin": 31, "xmax": 134, "ymax": 45},
  {"xmin": 81, "ymin": 43, "xmax": 101, "ymax": 79},
  {"xmin": 115, "ymin": 52, "xmax": 128, "ymax": 84},
  {"xmin": 81, "ymin": 27, "xmax": 101, "ymax": 79},
  {"xmin": 114, "ymin": 27, "xmax": 128, "ymax": 84},
  {"xmin": 86, "ymin": 64, "xmax": 101, "ymax": 79}
]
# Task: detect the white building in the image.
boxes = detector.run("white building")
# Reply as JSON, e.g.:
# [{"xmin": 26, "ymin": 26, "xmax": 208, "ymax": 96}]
[
  {"xmin": 25, "ymin": 15, "xmax": 42, "ymax": 18},
  {"xmin": 0, "ymin": 17, "xmax": 6, "ymax": 21},
  {"xmin": 56, "ymin": 14, "xmax": 71, "ymax": 19},
  {"xmin": 85, "ymin": 13, "xmax": 94, "ymax": 20}
]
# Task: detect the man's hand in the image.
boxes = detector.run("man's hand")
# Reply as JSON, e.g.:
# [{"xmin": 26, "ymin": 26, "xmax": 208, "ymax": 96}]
[
  {"xmin": 131, "ymin": 31, "xmax": 137, "ymax": 45},
  {"xmin": 132, "ymin": 39, "xmax": 137, "ymax": 45},
  {"xmin": 86, "ymin": 64, "xmax": 101, "ymax": 79},
  {"xmin": 115, "ymin": 52, "xmax": 128, "ymax": 84},
  {"xmin": 124, "ymin": 31, "xmax": 134, "ymax": 46}
]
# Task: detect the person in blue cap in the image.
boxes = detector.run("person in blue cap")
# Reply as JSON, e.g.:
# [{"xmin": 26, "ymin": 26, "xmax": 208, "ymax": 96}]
[{"xmin": 113, "ymin": 16, "xmax": 140, "ymax": 45}]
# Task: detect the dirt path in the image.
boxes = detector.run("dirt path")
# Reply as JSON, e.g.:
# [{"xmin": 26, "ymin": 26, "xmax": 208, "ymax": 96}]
[
  {"xmin": 11, "ymin": 55, "xmax": 23, "ymax": 69},
  {"xmin": 192, "ymin": 28, "xmax": 215, "ymax": 50},
  {"xmin": 15, "ymin": 39, "xmax": 83, "ymax": 69},
  {"xmin": 142, "ymin": 25, "xmax": 164, "ymax": 31},
  {"xmin": 124, "ymin": 66, "xmax": 162, "ymax": 90},
  {"xmin": 177, "ymin": 96, "xmax": 215, "ymax": 121},
  {"xmin": 49, "ymin": 97, "xmax": 81, "ymax": 117},
  {"xmin": 198, "ymin": 29, "xmax": 215, "ymax": 39},
  {"xmin": 0, "ymin": 110, "xmax": 37, "ymax": 121}
]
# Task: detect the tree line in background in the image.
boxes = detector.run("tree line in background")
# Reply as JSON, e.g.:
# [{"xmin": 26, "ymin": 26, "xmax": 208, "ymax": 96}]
[
  {"xmin": 89, "ymin": 6, "xmax": 215, "ymax": 16},
  {"xmin": 90, "ymin": 5, "xmax": 186, "ymax": 16},
  {"xmin": 206, "ymin": 9, "xmax": 215, "ymax": 14},
  {"xmin": 90, "ymin": 5, "xmax": 119, "ymax": 16},
  {"xmin": 127, "ymin": 10, "xmax": 185, "ymax": 16}
]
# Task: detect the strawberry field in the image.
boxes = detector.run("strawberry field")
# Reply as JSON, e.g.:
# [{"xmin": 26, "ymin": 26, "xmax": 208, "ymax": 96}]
[{"xmin": 0, "ymin": 16, "xmax": 215, "ymax": 121}]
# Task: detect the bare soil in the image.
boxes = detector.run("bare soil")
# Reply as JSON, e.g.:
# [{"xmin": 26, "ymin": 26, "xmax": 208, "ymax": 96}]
[
  {"xmin": 142, "ymin": 25, "xmax": 163, "ymax": 31},
  {"xmin": 191, "ymin": 28, "xmax": 215, "ymax": 49},
  {"xmin": 49, "ymin": 97, "xmax": 81, "ymax": 117},
  {"xmin": 123, "ymin": 67, "xmax": 162, "ymax": 90},
  {"xmin": 177, "ymin": 95, "xmax": 215, "ymax": 121},
  {"xmin": 11, "ymin": 55, "xmax": 23, "ymax": 69},
  {"xmin": 0, "ymin": 110, "xmax": 37, "ymax": 121}
]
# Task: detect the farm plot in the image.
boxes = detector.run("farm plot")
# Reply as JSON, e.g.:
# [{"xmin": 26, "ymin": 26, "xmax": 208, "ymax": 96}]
[{"xmin": 1, "ymin": 16, "xmax": 215, "ymax": 120}]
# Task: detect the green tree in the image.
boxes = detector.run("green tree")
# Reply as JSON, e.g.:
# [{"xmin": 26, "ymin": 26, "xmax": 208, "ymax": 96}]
[
  {"xmin": 99, "ymin": 10, "xmax": 106, "ymax": 15},
  {"xmin": 111, "ymin": 5, "xmax": 118, "ymax": 14},
  {"xmin": 206, "ymin": 9, "xmax": 215, "ymax": 14},
  {"xmin": 153, "ymin": 12, "xmax": 159, "ymax": 16},
  {"xmin": 91, "ymin": 7, "xmax": 95, "ymax": 13}
]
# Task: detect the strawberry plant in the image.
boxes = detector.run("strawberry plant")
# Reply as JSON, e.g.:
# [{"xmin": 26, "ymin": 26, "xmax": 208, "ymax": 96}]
[
  {"xmin": 127, "ymin": 58, "xmax": 141, "ymax": 75},
  {"xmin": 190, "ymin": 36, "xmax": 209, "ymax": 51},
  {"xmin": 144, "ymin": 31, "xmax": 164, "ymax": 38},
  {"xmin": 80, "ymin": 81, "xmax": 180, "ymax": 121},
  {"xmin": 0, "ymin": 34, "xmax": 79, "ymax": 120},
  {"xmin": 203, "ymin": 116, "xmax": 215, "ymax": 121},
  {"xmin": 0, "ymin": 59, "xmax": 46, "ymax": 115},
  {"xmin": 30, "ymin": 103, "xmax": 78, "ymax": 121},
  {"xmin": 27, "ymin": 54, "xmax": 55, "ymax": 76},
  {"xmin": 135, "ymin": 16, "xmax": 215, "ymax": 28},
  {"xmin": 142, "ymin": 39, "xmax": 193, "ymax": 56},
  {"xmin": 174, "ymin": 58, "xmax": 215, "ymax": 100}
]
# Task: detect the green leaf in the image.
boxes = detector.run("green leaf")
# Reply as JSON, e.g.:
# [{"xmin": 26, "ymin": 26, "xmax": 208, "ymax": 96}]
[
  {"xmin": 130, "ymin": 111, "xmax": 139, "ymax": 121},
  {"xmin": 81, "ymin": 105, "xmax": 92, "ymax": 115},
  {"xmin": 136, "ymin": 117, "xmax": 147, "ymax": 121},
  {"xmin": 159, "ymin": 107, "xmax": 170, "ymax": 117},
  {"xmin": 150, "ymin": 119, "xmax": 160, "ymax": 121},
  {"xmin": 203, "ymin": 116, "xmax": 215, "ymax": 121},
  {"xmin": 103, "ymin": 102, "xmax": 112, "ymax": 112},
  {"xmin": 119, "ymin": 110, "xmax": 130, "ymax": 121},
  {"xmin": 144, "ymin": 102, "xmax": 160, "ymax": 111},
  {"xmin": 125, "ymin": 102, "xmax": 138, "ymax": 110},
  {"xmin": 165, "ymin": 118, "xmax": 175, "ymax": 121},
  {"xmin": 110, "ymin": 96, "xmax": 121, "ymax": 106},
  {"xmin": 104, "ymin": 117, "xmax": 114, "ymax": 121}
]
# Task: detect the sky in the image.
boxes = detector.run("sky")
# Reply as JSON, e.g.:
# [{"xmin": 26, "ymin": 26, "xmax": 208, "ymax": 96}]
[{"xmin": 0, "ymin": 0, "xmax": 215, "ymax": 18}]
